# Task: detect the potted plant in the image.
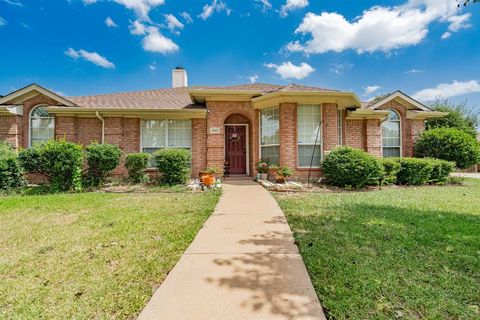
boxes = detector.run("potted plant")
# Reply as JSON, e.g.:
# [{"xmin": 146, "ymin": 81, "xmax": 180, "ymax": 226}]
[
  {"xmin": 268, "ymin": 164, "xmax": 279, "ymax": 181},
  {"xmin": 256, "ymin": 160, "xmax": 269, "ymax": 180},
  {"xmin": 201, "ymin": 167, "xmax": 217, "ymax": 186},
  {"xmin": 276, "ymin": 165, "xmax": 294, "ymax": 184}
]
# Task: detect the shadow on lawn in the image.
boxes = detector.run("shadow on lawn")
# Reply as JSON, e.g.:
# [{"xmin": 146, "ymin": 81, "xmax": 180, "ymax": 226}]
[{"xmin": 205, "ymin": 215, "xmax": 324, "ymax": 320}]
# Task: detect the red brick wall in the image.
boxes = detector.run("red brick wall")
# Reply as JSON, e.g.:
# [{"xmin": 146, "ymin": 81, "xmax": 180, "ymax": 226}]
[
  {"xmin": 0, "ymin": 115, "xmax": 20, "ymax": 148},
  {"xmin": 366, "ymin": 119, "xmax": 382, "ymax": 156},
  {"xmin": 192, "ymin": 118, "xmax": 207, "ymax": 177},
  {"xmin": 322, "ymin": 103, "xmax": 339, "ymax": 152},
  {"xmin": 345, "ymin": 120, "xmax": 366, "ymax": 149},
  {"xmin": 279, "ymin": 103, "xmax": 296, "ymax": 169},
  {"xmin": 77, "ymin": 118, "xmax": 102, "ymax": 145}
]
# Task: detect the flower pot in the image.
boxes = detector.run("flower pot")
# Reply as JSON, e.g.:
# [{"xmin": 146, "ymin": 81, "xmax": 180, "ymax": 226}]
[
  {"xmin": 260, "ymin": 173, "xmax": 268, "ymax": 180},
  {"xmin": 275, "ymin": 174, "xmax": 285, "ymax": 184},
  {"xmin": 202, "ymin": 174, "xmax": 216, "ymax": 186},
  {"xmin": 268, "ymin": 168, "xmax": 278, "ymax": 181}
]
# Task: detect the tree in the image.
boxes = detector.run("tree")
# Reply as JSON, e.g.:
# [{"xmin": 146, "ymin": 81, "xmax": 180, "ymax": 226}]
[
  {"xmin": 459, "ymin": 0, "xmax": 479, "ymax": 6},
  {"xmin": 425, "ymin": 99, "xmax": 479, "ymax": 138}
]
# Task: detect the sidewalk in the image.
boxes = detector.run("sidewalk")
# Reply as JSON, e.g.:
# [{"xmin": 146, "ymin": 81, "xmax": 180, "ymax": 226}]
[{"xmin": 138, "ymin": 180, "xmax": 325, "ymax": 320}]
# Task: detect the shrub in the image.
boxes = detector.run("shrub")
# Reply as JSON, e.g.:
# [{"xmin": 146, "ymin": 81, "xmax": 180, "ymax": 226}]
[
  {"xmin": 395, "ymin": 158, "xmax": 433, "ymax": 185},
  {"xmin": 0, "ymin": 142, "xmax": 26, "ymax": 192},
  {"xmin": 427, "ymin": 158, "xmax": 456, "ymax": 184},
  {"xmin": 125, "ymin": 153, "xmax": 150, "ymax": 184},
  {"xmin": 19, "ymin": 140, "xmax": 84, "ymax": 192},
  {"xmin": 84, "ymin": 143, "xmax": 121, "ymax": 187},
  {"xmin": 321, "ymin": 146, "xmax": 383, "ymax": 188},
  {"xmin": 379, "ymin": 158, "xmax": 401, "ymax": 185},
  {"xmin": 152, "ymin": 149, "xmax": 191, "ymax": 185},
  {"xmin": 414, "ymin": 127, "xmax": 480, "ymax": 169}
]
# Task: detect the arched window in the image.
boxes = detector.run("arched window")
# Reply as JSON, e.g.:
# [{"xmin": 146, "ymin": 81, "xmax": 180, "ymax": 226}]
[
  {"xmin": 382, "ymin": 110, "xmax": 401, "ymax": 157},
  {"xmin": 30, "ymin": 105, "xmax": 54, "ymax": 146}
]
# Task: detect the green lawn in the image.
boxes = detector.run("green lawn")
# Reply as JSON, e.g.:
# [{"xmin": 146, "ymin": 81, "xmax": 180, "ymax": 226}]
[
  {"xmin": 0, "ymin": 190, "xmax": 220, "ymax": 319},
  {"xmin": 275, "ymin": 180, "xmax": 480, "ymax": 320}
]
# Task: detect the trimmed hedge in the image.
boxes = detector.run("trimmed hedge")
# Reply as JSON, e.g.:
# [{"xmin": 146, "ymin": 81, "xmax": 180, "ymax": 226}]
[
  {"xmin": 379, "ymin": 158, "xmax": 401, "ymax": 185},
  {"xmin": 321, "ymin": 146, "xmax": 383, "ymax": 188},
  {"xmin": 19, "ymin": 140, "xmax": 84, "ymax": 192},
  {"xmin": 395, "ymin": 158, "xmax": 434, "ymax": 185},
  {"xmin": 427, "ymin": 158, "xmax": 456, "ymax": 184},
  {"xmin": 0, "ymin": 142, "xmax": 26, "ymax": 192},
  {"xmin": 84, "ymin": 143, "xmax": 122, "ymax": 187},
  {"xmin": 125, "ymin": 153, "xmax": 150, "ymax": 184},
  {"xmin": 414, "ymin": 127, "xmax": 480, "ymax": 169},
  {"xmin": 152, "ymin": 149, "xmax": 191, "ymax": 185}
]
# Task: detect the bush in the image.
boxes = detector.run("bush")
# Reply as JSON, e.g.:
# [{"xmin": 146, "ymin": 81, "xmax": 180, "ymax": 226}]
[
  {"xmin": 379, "ymin": 158, "xmax": 401, "ymax": 185},
  {"xmin": 19, "ymin": 140, "xmax": 84, "ymax": 192},
  {"xmin": 125, "ymin": 153, "xmax": 150, "ymax": 184},
  {"xmin": 0, "ymin": 142, "xmax": 25, "ymax": 192},
  {"xmin": 414, "ymin": 127, "xmax": 480, "ymax": 169},
  {"xmin": 84, "ymin": 143, "xmax": 121, "ymax": 187},
  {"xmin": 152, "ymin": 149, "xmax": 191, "ymax": 185},
  {"xmin": 427, "ymin": 158, "xmax": 456, "ymax": 184},
  {"xmin": 321, "ymin": 146, "xmax": 383, "ymax": 188},
  {"xmin": 395, "ymin": 158, "xmax": 433, "ymax": 185}
]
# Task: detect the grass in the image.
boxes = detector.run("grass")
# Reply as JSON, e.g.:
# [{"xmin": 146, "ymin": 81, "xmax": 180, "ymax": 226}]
[
  {"xmin": 0, "ymin": 190, "xmax": 220, "ymax": 319},
  {"xmin": 275, "ymin": 179, "xmax": 480, "ymax": 319}
]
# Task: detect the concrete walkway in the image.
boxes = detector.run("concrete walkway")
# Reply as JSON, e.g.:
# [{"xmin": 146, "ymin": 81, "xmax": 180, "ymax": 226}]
[
  {"xmin": 138, "ymin": 180, "xmax": 325, "ymax": 320},
  {"xmin": 451, "ymin": 172, "xmax": 480, "ymax": 179}
]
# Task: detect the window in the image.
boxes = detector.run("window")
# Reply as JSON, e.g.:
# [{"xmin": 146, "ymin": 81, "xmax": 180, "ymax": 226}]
[
  {"xmin": 30, "ymin": 105, "xmax": 54, "ymax": 146},
  {"xmin": 260, "ymin": 106, "xmax": 280, "ymax": 165},
  {"xmin": 141, "ymin": 119, "xmax": 192, "ymax": 155},
  {"xmin": 297, "ymin": 104, "xmax": 322, "ymax": 167},
  {"xmin": 382, "ymin": 110, "xmax": 401, "ymax": 157}
]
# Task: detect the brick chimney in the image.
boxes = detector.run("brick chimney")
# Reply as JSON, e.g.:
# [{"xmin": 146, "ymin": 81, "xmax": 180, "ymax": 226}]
[{"xmin": 172, "ymin": 67, "xmax": 188, "ymax": 88}]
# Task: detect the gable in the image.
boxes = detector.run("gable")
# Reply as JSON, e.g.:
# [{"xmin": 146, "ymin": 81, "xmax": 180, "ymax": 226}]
[
  {"xmin": 0, "ymin": 84, "xmax": 77, "ymax": 107},
  {"xmin": 367, "ymin": 91, "xmax": 431, "ymax": 112}
]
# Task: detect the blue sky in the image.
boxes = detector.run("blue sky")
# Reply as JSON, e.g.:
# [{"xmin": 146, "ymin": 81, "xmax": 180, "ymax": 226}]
[{"xmin": 0, "ymin": 0, "xmax": 479, "ymax": 105}]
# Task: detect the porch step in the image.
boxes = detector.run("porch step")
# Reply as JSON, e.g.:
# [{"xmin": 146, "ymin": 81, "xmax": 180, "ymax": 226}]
[{"xmin": 223, "ymin": 175, "xmax": 252, "ymax": 181}]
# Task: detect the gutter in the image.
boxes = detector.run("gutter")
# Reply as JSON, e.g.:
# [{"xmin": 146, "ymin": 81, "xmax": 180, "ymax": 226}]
[{"xmin": 95, "ymin": 111, "xmax": 105, "ymax": 144}]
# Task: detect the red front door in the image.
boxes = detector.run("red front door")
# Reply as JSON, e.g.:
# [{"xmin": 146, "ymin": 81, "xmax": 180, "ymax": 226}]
[{"xmin": 225, "ymin": 125, "xmax": 247, "ymax": 174}]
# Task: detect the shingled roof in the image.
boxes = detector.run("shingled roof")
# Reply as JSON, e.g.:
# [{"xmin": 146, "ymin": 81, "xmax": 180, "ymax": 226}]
[{"xmin": 66, "ymin": 83, "xmax": 339, "ymax": 110}]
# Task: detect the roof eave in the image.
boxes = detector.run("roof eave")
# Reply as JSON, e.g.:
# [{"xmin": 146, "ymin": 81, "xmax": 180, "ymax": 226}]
[{"xmin": 0, "ymin": 83, "xmax": 77, "ymax": 107}]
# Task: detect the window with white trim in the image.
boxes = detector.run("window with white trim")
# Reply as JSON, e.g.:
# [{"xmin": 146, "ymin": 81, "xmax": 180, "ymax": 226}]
[
  {"xmin": 382, "ymin": 110, "xmax": 401, "ymax": 157},
  {"xmin": 297, "ymin": 104, "xmax": 322, "ymax": 168},
  {"xmin": 141, "ymin": 119, "xmax": 192, "ymax": 155},
  {"xmin": 260, "ymin": 106, "xmax": 280, "ymax": 165},
  {"xmin": 30, "ymin": 105, "xmax": 54, "ymax": 146}
]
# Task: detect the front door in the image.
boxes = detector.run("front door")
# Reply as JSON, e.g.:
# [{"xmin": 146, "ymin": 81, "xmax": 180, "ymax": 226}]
[{"xmin": 225, "ymin": 125, "xmax": 247, "ymax": 174}]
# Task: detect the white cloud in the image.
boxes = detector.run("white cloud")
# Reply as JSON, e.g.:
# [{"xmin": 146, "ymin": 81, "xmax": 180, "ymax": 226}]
[
  {"xmin": 198, "ymin": 0, "xmax": 231, "ymax": 20},
  {"xmin": 255, "ymin": 0, "xmax": 272, "ymax": 12},
  {"xmin": 287, "ymin": 0, "xmax": 470, "ymax": 54},
  {"xmin": 363, "ymin": 85, "xmax": 381, "ymax": 96},
  {"xmin": 330, "ymin": 62, "xmax": 353, "ymax": 75},
  {"xmin": 164, "ymin": 14, "xmax": 184, "ymax": 32},
  {"xmin": 412, "ymin": 80, "xmax": 480, "ymax": 101},
  {"xmin": 105, "ymin": 16, "xmax": 118, "ymax": 27},
  {"xmin": 0, "ymin": 16, "xmax": 6, "ymax": 27},
  {"xmin": 249, "ymin": 75, "xmax": 259, "ymax": 83},
  {"xmin": 441, "ymin": 13, "xmax": 471, "ymax": 39},
  {"xmin": 142, "ymin": 26, "xmax": 179, "ymax": 54},
  {"xmin": 129, "ymin": 19, "xmax": 146, "ymax": 34},
  {"xmin": 280, "ymin": 0, "xmax": 308, "ymax": 17},
  {"xmin": 180, "ymin": 11, "xmax": 193, "ymax": 24},
  {"xmin": 65, "ymin": 48, "xmax": 115, "ymax": 69},
  {"xmin": 264, "ymin": 61, "xmax": 314, "ymax": 80},
  {"xmin": 405, "ymin": 68, "xmax": 423, "ymax": 74},
  {"xmin": 3, "ymin": 0, "xmax": 24, "ymax": 7},
  {"xmin": 84, "ymin": 0, "xmax": 165, "ymax": 21},
  {"xmin": 149, "ymin": 61, "xmax": 157, "ymax": 71}
]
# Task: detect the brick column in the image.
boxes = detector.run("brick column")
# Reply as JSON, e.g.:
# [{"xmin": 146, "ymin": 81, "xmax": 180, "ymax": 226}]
[
  {"xmin": 192, "ymin": 118, "xmax": 207, "ymax": 177},
  {"xmin": 406, "ymin": 119, "xmax": 425, "ymax": 157},
  {"xmin": 104, "ymin": 117, "xmax": 124, "ymax": 148},
  {"xmin": 55, "ymin": 116, "xmax": 77, "ymax": 142},
  {"xmin": 345, "ymin": 120, "xmax": 365, "ymax": 150},
  {"xmin": 279, "ymin": 103, "xmax": 296, "ymax": 168},
  {"xmin": 366, "ymin": 119, "xmax": 382, "ymax": 156},
  {"xmin": 322, "ymin": 103, "xmax": 339, "ymax": 152},
  {"xmin": 0, "ymin": 116, "xmax": 20, "ymax": 149}
]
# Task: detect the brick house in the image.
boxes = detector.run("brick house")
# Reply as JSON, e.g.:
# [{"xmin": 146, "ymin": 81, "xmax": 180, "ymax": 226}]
[{"xmin": 0, "ymin": 68, "xmax": 447, "ymax": 179}]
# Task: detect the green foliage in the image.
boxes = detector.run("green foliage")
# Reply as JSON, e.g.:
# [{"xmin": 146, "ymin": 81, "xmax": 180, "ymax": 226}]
[
  {"xmin": 379, "ymin": 158, "xmax": 401, "ymax": 185},
  {"xmin": 19, "ymin": 140, "xmax": 84, "ymax": 192},
  {"xmin": 427, "ymin": 158, "xmax": 456, "ymax": 184},
  {"xmin": 125, "ymin": 153, "xmax": 150, "ymax": 184},
  {"xmin": 0, "ymin": 142, "xmax": 26, "ymax": 192},
  {"xmin": 414, "ymin": 127, "xmax": 480, "ymax": 169},
  {"xmin": 321, "ymin": 146, "xmax": 383, "ymax": 188},
  {"xmin": 84, "ymin": 143, "xmax": 122, "ymax": 187},
  {"xmin": 153, "ymin": 149, "xmax": 191, "ymax": 185},
  {"xmin": 278, "ymin": 165, "xmax": 294, "ymax": 177},
  {"xmin": 395, "ymin": 158, "xmax": 434, "ymax": 185},
  {"xmin": 370, "ymin": 92, "xmax": 392, "ymax": 103},
  {"xmin": 425, "ymin": 100, "xmax": 479, "ymax": 137}
]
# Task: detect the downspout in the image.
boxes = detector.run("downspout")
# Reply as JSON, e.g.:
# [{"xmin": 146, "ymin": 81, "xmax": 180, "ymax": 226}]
[{"xmin": 95, "ymin": 111, "xmax": 105, "ymax": 144}]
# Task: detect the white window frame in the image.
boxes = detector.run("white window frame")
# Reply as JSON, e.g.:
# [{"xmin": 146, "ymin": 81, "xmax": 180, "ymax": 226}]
[
  {"xmin": 259, "ymin": 106, "xmax": 280, "ymax": 165},
  {"xmin": 297, "ymin": 104, "xmax": 323, "ymax": 168},
  {"xmin": 381, "ymin": 109, "xmax": 402, "ymax": 158},
  {"xmin": 29, "ymin": 104, "xmax": 55, "ymax": 147}
]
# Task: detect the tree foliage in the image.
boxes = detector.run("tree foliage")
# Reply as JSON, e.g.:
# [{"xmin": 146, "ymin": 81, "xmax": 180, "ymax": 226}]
[{"xmin": 425, "ymin": 100, "xmax": 479, "ymax": 137}]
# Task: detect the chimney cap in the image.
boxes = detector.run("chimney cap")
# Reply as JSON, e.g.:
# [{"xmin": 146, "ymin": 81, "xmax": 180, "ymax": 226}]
[{"xmin": 175, "ymin": 66, "xmax": 184, "ymax": 70}]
